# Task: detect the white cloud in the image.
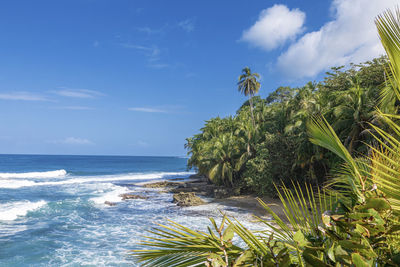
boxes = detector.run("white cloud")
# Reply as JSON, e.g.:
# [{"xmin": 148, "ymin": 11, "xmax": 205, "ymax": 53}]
[
  {"xmin": 52, "ymin": 88, "xmax": 104, "ymax": 98},
  {"xmin": 241, "ymin": 4, "xmax": 306, "ymax": 50},
  {"xmin": 0, "ymin": 91, "xmax": 49, "ymax": 101},
  {"xmin": 178, "ymin": 19, "xmax": 195, "ymax": 33},
  {"xmin": 277, "ymin": 0, "xmax": 398, "ymax": 78},
  {"xmin": 51, "ymin": 137, "xmax": 94, "ymax": 145},
  {"xmin": 128, "ymin": 107, "xmax": 167, "ymax": 113}
]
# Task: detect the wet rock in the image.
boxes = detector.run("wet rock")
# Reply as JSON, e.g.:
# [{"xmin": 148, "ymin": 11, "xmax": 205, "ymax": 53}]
[
  {"xmin": 119, "ymin": 193, "xmax": 148, "ymax": 200},
  {"xmin": 142, "ymin": 181, "xmax": 182, "ymax": 188},
  {"xmin": 172, "ymin": 192, "xmax": 205, "ymax": 207},
  {"xmin": 104, "ymin": 201, "xmax": 117, "ymax": 206}
]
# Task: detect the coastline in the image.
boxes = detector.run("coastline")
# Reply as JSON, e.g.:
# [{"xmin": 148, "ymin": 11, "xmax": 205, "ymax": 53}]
[{"xmin": 137, "ymin": 174, "xmax": 287, "ymax": 221}]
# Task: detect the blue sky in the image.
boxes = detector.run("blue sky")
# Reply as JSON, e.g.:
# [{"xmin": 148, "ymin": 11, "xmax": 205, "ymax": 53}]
[{"xmin": 0, "ymin": 0, "xmax": 396, "ymax": 156}]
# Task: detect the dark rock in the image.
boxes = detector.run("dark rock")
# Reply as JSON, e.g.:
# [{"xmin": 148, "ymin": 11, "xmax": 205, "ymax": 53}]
[
  {"xmin": 170, "ymin": 187, "xmax": 195, "ymax": 193},
  {"xmin": 142, "ymin": 181, "xmax": 181, "ymax": 188},
  {"xmin": 213, "ymin": 187, "xmax": 232, "ymax": 199},
  {"xmin": 172, "ymin": 192, "xmax": 205, "ymax": 207},
  {"xmin": 189, "ymin": 174, "xmax": 209, "ymax": 182},
  {"xmin": 104, "ymin": 201, "xmax": 117, "ymax": 206},
  {"xmin": 119, "ymin": 193, "xmax": 148, "ymax": 200}
]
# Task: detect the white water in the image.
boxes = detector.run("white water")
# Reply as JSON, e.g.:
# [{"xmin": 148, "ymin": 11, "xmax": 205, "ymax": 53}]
[
  {"xmin": 0, "ymin": 169, "xmax": 67, "ymax": 179},
  {"xmin": 0, "ymin": 200, "xmax": 47, "ymax": 221},
  {"xmin": 0, "ymin": 171, "xmax": 194, "ymax": 189},
  {"xmin": 90, "ymin": 184, "xmax": 130, "ymax": 204}
]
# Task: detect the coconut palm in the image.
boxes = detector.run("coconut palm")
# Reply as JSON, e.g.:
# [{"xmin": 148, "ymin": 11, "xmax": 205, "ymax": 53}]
[
  {"xmin": 237, "ymin": 67, "xmax": 260, "ymax": 127},
  {"xmin": 332, "ymin": 75, "xmax": 377, "ymax": 154}
]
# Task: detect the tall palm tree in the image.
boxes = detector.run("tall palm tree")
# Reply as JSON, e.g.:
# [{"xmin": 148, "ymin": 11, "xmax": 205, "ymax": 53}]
[{"xmin": 237, "ymin": 67, "xmax": 260, "ymax": 127}]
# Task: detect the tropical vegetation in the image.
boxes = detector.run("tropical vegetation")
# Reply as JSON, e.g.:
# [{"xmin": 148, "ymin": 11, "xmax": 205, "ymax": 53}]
[
  {"xmin": 133, "ymin": 7, "xmax": 400, "ymax": 266},
  {"xmin": 186, "ymin": 55, "xmax": 389, "ymax": 196}
]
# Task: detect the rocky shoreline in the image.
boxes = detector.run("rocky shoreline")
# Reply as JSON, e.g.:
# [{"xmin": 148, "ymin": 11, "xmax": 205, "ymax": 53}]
[
  {"xmin": 101, "ymin": 174, "xmax": 286, "ymax": 221},
  {"xmin": 122, "ymin": 174, "xmax": 287, "ymax": 220}
]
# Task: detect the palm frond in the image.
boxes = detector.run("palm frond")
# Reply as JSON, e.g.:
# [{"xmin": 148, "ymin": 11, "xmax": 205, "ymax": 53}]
[
  {"xmin": 132, "ymin": 219, "xmax": 244, "ymax": 266},
  {"xmin": 376, "ymin": 7, "xmax": 400, "ymax": 101},
  {"xmin": 307, "ymin": 116, "xmax": 365, "ymax": 200}
]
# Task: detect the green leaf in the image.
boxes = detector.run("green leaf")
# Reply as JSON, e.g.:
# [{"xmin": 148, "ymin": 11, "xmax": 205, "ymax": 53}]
[
  {"xmin": 303, "ymin": 249, "xmax": 332, "ymax": 267},
  {"xmin": 327, "ymin": 244, "xmax": 336, "ymax": 262},
  {"xmin": 207, "ymin": 253, "xmax": 226, "ymax": 267},
  {"xmin": 355, "ymin": 224, "xmax": 370, "ymax": 238},
  {"xmin": 293, "ymin": 230, "xmax": 308, "ymax": 247},
  {"xmin": 364, "ymin": 197, "xmax": 391, "ymax": 211},
  {"xmin": 322, "ymin": 212, "xmax": 331, "ymax": 227},
  {"xmin": 338, "ymin": 240, "xmax": 368, "ymax": 250},
  {"xmin": 351, "ymin": 253, "xmax": 371, "ymax": 267},
  {"xmin": 222, "ymin": 224, "xmax": 234, "ymax": 242},
  {"xmin": 233, "ymin": 250, "xmax": 253, "ymax": 266}
]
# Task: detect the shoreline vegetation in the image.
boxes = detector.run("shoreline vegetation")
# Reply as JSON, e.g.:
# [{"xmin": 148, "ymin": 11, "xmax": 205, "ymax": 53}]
[{"xmin": 132, "ymin": 7, "xmax": 400, "ymax": 266}]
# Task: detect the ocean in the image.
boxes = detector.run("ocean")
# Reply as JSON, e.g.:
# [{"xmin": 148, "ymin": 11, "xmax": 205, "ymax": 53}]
[{"xmin": 0, "ymin": 154, "xmax": 259, "ymax": 266}]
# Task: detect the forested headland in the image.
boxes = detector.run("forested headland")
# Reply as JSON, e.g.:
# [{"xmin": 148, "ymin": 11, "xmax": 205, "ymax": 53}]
[{"xmin": 186, "ymin": 56, "xmax": 391, "ymax": 196}]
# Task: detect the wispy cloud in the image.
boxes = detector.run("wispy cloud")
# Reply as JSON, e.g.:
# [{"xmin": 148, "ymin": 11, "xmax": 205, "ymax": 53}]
[
  {"xmin": 120, "ymin": 43, "xmax": 170, "ymax": 69},
  {"xmin": 128, "ymin": 105, "xmax": 185, "ymax": 113},
  {"xmin": 93, "ymin": 41, "xmax": 100, "ymax": 47},
  {"xmin": 137, "ymin": 25, "xmax": 168, "ymax": 35},
  {"xmin": 55, "ymin": 106, "xmax": 95, "ymax": 110},
  {"xmin": 136, "ymin": 140, "xmax": 149, "ymax": 147},
  {"xmin": 52, "ymin": 88, "xmax": 105, "ymax": 98},
  {"xmin": 0, "ymin": 91, "xmax": 49, "ymax": 101},
  {"xmin": 178, "ymin": 18, "xmax": 195, "ymax": 33},
  {"xmin": 149, "ymin": 63, "xmax": 170, "ymax": 69},
  {"xmin": 120, "ymin": 43, "xmax": 160, "ymax": 61},
  {"xmin": 128, "ymin": 107, "xmax": 167, "ymax": 113},
  {"xmin": 49, "ymin": 137, "xmax": 94, "ymax": 145}
]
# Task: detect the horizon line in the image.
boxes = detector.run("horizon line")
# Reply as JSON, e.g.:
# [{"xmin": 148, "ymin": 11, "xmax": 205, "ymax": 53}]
[{"xmin": 0, "ymin": 153, "xmax": 189, "ymax": 158}]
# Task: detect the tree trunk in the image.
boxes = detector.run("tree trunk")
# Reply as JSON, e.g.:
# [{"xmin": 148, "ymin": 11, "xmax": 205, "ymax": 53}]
[{"xmin": 249, "ymin": 95, "xmax": 255, "ymax": 128}]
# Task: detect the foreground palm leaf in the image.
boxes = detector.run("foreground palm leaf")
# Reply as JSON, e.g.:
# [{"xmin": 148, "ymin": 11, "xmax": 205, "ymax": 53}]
[
  {"xmin": 376, "ymin": 7, "xmax": 400, "ymax": 99},
  {"xmin": 132, "ymin": 218, "xmax": 246, "ymax": 266}
]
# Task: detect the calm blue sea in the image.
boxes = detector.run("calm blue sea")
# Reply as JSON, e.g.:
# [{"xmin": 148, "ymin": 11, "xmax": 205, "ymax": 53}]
[{"xmin": 0, "ymin": 154, "xmax": 258, "ymax": 266}]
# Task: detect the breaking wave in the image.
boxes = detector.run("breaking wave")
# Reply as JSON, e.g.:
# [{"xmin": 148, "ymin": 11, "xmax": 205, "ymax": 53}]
[{"xmin": 0, "ymin": 169, "xmax": 67, "ymax": 179}]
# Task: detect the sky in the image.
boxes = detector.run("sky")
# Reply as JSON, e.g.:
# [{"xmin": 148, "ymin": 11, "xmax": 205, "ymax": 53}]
[{"xmin": 0, "ymin": 0, "xmax": 397, "ymax": 156}]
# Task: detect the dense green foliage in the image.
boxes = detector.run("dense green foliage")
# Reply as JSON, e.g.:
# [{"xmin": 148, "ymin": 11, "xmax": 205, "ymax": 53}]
[
  {"xmin": 133, "ymin": 7, "xmax": 400, "ymax": 267},
  {"xmin": 187, "ymin": 56, "xmax": 391, "ymax": 196}
]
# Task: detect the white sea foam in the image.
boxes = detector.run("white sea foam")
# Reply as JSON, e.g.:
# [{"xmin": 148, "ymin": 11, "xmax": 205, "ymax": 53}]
[
  {"xmin": 0, "ymin": 179, "xmax": 37, "ymax": 188},
  {"xmin": 0, "ymin": 169, "xmax": 67, "ymax": 179},
  {"xmin": 0, "ymin": 171, "xmax": 193, "ymax": 189},
  {"xmin": 0, "ymin": 200, "xmax": 47, "ymax": 220},
  {"xmin": 90, "ymin": 185, "xmax": 129, "ymax": 204}
]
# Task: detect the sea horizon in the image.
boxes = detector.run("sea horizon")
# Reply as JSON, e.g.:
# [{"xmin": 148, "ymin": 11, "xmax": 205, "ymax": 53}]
[{"xmin": 0, "ymin": 154, "xmax": 256, "ymax": 266}]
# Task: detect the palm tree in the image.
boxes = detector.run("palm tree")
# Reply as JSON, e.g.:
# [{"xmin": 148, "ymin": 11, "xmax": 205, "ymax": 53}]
[
  {"xmin": 237, "ymin": 67, "xmax": 260, "ymax": 127},
  {"xmin": 332, "ymin": 75, "xmax": 376, "ymax": 154},
  {"xmin": 207, "ymin": 133, "xmax": 242, "ymax": 186}
]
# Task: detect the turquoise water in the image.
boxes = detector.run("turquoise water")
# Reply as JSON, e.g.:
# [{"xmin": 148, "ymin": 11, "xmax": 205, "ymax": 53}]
[{"xmin": 0, "ymin": 155, "xmax": 258, "ymax": 266}]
